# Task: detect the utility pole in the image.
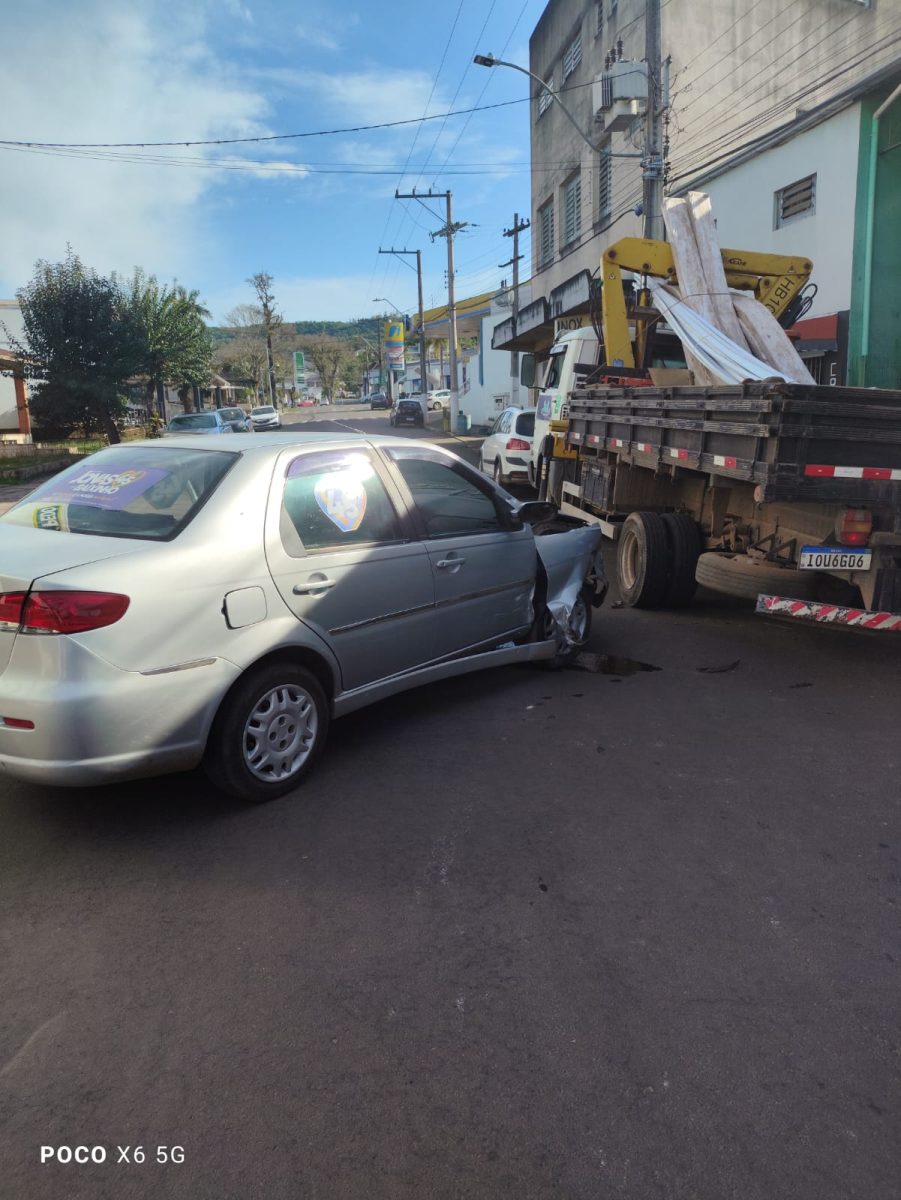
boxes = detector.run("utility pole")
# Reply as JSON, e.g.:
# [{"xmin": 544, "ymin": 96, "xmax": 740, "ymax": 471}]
[
  {"xmin": 379, "ymin": 247, "xmax": 428, "ymax": 404},
  {"xmin": 643, "ymin": 0, "xmax": 664, "ymax": 241},
  {"xmin": 501, "ymin": 213, "xmax": 530, "ymax": 408},
  {"xmin": 396, "ymin": 188, "xmax": 467, "ymax": 430}
]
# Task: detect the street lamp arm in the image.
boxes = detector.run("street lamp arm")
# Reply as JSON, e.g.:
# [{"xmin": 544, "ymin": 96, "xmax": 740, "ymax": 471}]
[
  {"xmin": 373, "ymin": 297, "xmax": 404, "ymax": 317},
  {"xmin": 474, "ymin": 53, "xmax": 598, "ymax": 155}
]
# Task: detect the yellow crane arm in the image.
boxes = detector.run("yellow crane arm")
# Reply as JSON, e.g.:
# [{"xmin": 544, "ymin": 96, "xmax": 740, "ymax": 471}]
[{"xmin": 600, "ymin": 237, "xmax": 813, "ymax": 369}]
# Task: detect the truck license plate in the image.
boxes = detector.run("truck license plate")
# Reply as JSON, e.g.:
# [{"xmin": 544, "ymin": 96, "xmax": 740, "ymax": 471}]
[{"xmin": 799, "ymin": 546, "xmax": 872, "ymax": 571}]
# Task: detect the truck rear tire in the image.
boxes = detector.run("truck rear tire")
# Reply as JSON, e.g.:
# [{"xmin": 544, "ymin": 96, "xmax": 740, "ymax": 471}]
[
  {"xmin": 662, "ymin": 513, "xmax": 703, "ymax": 607},
  {"xmin": 695, "ymin": 552, "xmax": 818, "ymax": 600},
  {"xmin": 617, "ymin": 512, "xmax": 670, "ymax": 608}
]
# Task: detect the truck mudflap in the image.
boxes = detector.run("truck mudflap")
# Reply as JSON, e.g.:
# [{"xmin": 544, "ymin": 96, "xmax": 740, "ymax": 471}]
[{"xmin": 756, "ymin": 594, "xmax": 901, "ymax": 631}]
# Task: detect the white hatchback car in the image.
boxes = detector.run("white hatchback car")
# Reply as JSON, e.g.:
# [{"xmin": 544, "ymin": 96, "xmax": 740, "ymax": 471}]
[
  {"xmin": 426, "ymin": 390, "xmax": 451, "ymax": 411},
  {"xmin": 478, "ymin": 407, "xmax": 536, "ymax": 486}
]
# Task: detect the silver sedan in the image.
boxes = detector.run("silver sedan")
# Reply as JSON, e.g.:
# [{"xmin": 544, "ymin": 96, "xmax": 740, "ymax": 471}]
[{"xmin": 0, "ymin": 434, "xmax": 605, "ymax": 802}]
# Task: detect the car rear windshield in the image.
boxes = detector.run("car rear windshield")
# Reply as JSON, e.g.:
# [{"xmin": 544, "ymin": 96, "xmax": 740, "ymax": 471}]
[
  {"xmin": 515, "ymin": 412, "xmax": 535, "ymax": 436},
  {"xmin": 1, "ymin": 446, "xmax": 237, "ymax": 541},
  {"xmin": 168, "ymin": 413, "xmax": 218, "ymax": 430}
]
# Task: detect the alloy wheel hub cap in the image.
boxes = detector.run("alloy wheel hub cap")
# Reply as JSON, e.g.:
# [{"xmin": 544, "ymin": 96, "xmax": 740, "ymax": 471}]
[{"xmin": 243, "ymin": 684, "xmax": 317, "ymax": 782}]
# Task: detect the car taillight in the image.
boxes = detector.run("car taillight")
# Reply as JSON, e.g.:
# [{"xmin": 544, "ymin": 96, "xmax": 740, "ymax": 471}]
[
  {"xmin": 0, "ymin": 592, "xmax": 26, "ymax": 630},
  {"xmin": 0, "ymin": 717, "xmax": 34, "ymax": 730},
  {"xmin": 506, "ymin": 438, "xmax": 530, "ymax": 451},
  {"xmin": 835, "ymin": 509, "xmax": 872, "ymax": 547},
  {"xmin": 0, "ymin": 590, "xmax": 130, "ymax": 634}
]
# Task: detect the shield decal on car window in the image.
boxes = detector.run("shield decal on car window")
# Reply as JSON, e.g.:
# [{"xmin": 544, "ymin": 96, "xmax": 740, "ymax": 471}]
[{"xmin": 313, "ymin": 472, "xmax": 368, "ymax": 533}]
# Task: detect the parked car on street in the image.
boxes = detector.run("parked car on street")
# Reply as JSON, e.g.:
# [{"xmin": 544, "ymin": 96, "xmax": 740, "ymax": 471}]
[
  {"xmin": 250, "ymin": 405, "xmax": 281, "ymax": 430},
  {"xmin": 164, "ymin": 411, "xmax": 235, "ymax": 436},
  {"xmin": 390, "ymin": 398, "xmax": 425, "ymax": 428},
  {"xmin": 478, "ymin": 407, "xmax": 536, "ymax": 486},
  {"xmin": 427, "ymin": 389, "xmax": 451, "ymax": 411},
  {"xmin": 219, "ymin": 406, "xmax": 252, "ymax": 432},
  {"xmin": 0, "ymin": 434, "xmax": 605, "ymax": 802},
  {"xmin": 369, "ymin": 392, "xmax": 389, "ymax": 410}
]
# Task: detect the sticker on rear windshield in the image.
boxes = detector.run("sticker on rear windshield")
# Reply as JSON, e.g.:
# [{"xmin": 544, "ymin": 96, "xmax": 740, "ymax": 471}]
[
  {"xmin": 313, "ymin": 473, "xmax": 367, "ymax": 532},
  {"xmin": 31, "ymin": 502, "xmax": 70, "ymax": 531},
  {"xmin": 36, "ymin": 467, "xmax": 168, "ymax": 510}
]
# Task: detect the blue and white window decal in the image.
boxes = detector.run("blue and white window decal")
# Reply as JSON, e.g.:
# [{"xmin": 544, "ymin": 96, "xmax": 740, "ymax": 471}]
[{"xmin": 313, "ymin": 471, "xmax": 368, "ymax": 532}]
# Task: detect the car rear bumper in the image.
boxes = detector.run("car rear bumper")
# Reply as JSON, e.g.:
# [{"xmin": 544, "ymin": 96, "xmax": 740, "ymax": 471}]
[{"xmin": 0, "ymin": 639, "xmax": 240, "ymax": 788}]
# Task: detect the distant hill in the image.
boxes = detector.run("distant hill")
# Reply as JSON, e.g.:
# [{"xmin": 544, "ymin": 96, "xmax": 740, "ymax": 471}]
[{"xmin": 209, "ymin": 317, "xmax": 384, "ymax": 346}]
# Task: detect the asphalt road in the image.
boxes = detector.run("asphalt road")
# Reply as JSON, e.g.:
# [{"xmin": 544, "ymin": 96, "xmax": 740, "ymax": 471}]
[{"xmin": 2, "ymin": 411, "xmax": 900, "ymax": 1199}]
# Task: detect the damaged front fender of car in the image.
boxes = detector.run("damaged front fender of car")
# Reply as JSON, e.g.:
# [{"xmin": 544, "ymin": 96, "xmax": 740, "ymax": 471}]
[{"xmin": 535, "ymin": 524, "xmax": 607, "ymax": 648}]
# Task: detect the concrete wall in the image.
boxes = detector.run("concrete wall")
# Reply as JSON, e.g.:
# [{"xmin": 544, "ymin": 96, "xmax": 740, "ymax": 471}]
[
  {"xmin": 525, "ymin": 0, "xmax": 891, "ymax": 323},
  {"xmin": 698, "ymin": 104, "xmax": 861, "ymax": 318},
  {"xmin": 0, "ymin": 301, "xmax": 25, "ymax": 431},
  {"xmin": 529, "ymin": 0, "xmax": 643, "ymax": 301},
  {"xmin": 666, "ymin": 0, "xmax": 895, "ymax": 193}
]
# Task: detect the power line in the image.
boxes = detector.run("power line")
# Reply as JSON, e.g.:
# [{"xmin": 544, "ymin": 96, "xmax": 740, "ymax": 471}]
[{"xmin": 668, "ymin": 22, "xmax": 901, "ymax": 182}]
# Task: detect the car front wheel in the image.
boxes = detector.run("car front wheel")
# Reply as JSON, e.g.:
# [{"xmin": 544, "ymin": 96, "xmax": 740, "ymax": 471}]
[{"xmin": 203, "ymin": 663, "xmax": 329, "ymax": 801}]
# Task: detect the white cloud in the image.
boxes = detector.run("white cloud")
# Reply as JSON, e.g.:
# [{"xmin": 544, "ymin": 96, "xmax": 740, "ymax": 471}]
[{"xmin": 0, "ymin": 0, "xmax": 273, "ymax": 293}]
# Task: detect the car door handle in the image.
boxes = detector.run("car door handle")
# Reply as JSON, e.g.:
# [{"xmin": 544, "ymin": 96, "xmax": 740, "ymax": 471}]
[
  {"xmin": 436, "ymin": 557, "xmax": 466, "ymax": 570},
  {"xmin": 293, "ymin": 577, "xmax": 336, "ymax": 594}
]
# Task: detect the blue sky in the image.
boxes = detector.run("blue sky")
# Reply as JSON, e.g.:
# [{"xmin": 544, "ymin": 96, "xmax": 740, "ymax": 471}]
[{"xmin": 0, "ymin": 0, "xmax": 545, "ymax": 324}]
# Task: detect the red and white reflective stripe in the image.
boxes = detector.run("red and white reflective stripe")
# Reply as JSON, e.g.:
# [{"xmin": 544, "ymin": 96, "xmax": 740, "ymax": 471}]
[
  {"xmin": 667, "ymin": 447, "xmax": 690, "ymax": 460},
  {"xmin": 756, "ymin": 594, "xmax": 901, "ymax": 631},
  {"xmin": 805, "ymin": 464, "xmax": 901, "ymax": 480},
  {"xmin": 635, "ymin": 442, "xmax": 655, "ymax": 453},
  {"xmin": 609, "ymin": 438, "xmax": 625, "ymax": 448},
  {"xmin": 712, "ymin": 455, "xmax": 738, "ymax": 469},
  {"xmin": 586, "ymin": 434, "xmax": 602, "ymax": 444},
  {"xmin": 569, "ymin": 431, "xmax": 582, "ymax": 441}
]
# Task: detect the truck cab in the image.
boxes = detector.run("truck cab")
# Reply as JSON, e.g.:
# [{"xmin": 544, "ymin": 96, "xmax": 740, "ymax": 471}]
[{"xmin": 527, "ymin": 328, "xmax": 601, "ymax": 487}]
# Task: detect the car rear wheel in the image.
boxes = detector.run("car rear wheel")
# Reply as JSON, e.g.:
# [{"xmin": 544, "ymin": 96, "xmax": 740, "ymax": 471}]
[
  {"xmin": 493, "ymin": 459, "xmax": 505, "ymax": 486},
  {"xmin": 203, "ymin": 663, "xmax": 329, "ymax": 802}
]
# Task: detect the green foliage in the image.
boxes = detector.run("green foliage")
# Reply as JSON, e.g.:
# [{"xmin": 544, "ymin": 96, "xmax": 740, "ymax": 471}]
[
  {"xmin": 15, "ymin": 248, "xmax": 139, "ymax": 441},
  {"xmin": 123, "ymin": 270, "xmax": 213, "ymax": 411},
  {"xmin": 15, "ymin": 249, "xmax": 214, "ymax": 440}
]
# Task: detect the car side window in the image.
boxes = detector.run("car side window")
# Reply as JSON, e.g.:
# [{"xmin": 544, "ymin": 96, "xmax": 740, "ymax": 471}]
[
  {"xmin": 500, "ymin": 410, "xmax": 514, "ymax": 434},
  {"xmin": 279, "ymin": 449, "xmax": 402, "ymax": 555},
  {"xmin": 386, "ymin": 447, "xmax": 507, "ymax": 537}
]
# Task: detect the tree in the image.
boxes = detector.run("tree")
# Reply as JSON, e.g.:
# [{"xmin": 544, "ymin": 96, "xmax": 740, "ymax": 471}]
[
  {"xmin": 299, "ymin": 335, "xmax": 357, "ymax": 402},
  {"xmin": 14, "ymin": 248, "xmax": 141, "ymax": 443},
  {"xmin": 214, "ymin": 334, "xmax": 269, "ymax": 397},
  {"xmin": 248, "ymin": 272, "xmax": 281, "ymax": 406},
  {"xmin": 124, "ymin": 271, "xmax": 213, "ymax": 414}
]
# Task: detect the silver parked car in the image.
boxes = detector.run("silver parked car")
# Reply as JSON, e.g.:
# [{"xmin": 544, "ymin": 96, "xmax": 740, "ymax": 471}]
[
  {"xmin": 165, "ymin": 411, "xmax": 235, "ymax": 436},
  {"xmin": 0, "ymin": 435, "xmax": 605, "ymax": 802}
]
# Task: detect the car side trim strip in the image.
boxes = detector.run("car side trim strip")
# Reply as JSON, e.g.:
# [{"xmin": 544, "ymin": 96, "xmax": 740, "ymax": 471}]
[{"xmin": 141, "ymin": 658, "xmax": 218, "ymax": 676}]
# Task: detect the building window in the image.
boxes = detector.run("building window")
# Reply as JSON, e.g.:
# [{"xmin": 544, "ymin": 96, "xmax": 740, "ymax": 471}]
[
  {"xmin": 774, "ymin": 173, "xmax": 816, "ymax": 228},
  {"xmin": 538, "ymin": 200, "xmax": 555, "ymax": 267},
  {"xmin": 598, "ymin": 151, "xmax": 612, "ymax": 222},
  {"xmin": 562, "ymin": 32, "xmax": 582, "ymax": 80},
  {"xmin": 595, "ymin": 1, "xmax": 604, "ymax": 37},
  {"xmin": 563, "ymin": 174, "xmax": 582, "ymax": 246},
  {"xmin": 537, "ymin": 71, "xmax": 554, "ymax": 118}
]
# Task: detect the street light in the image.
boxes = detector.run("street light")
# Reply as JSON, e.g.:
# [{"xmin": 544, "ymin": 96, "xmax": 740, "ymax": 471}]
[
  {"xmin": 474, "ymin": 53, "xmax": 599, "ymax": 154},
  {"xmin": 373, "ymin": 297, "xmax": 403, "ymax": 316}
]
